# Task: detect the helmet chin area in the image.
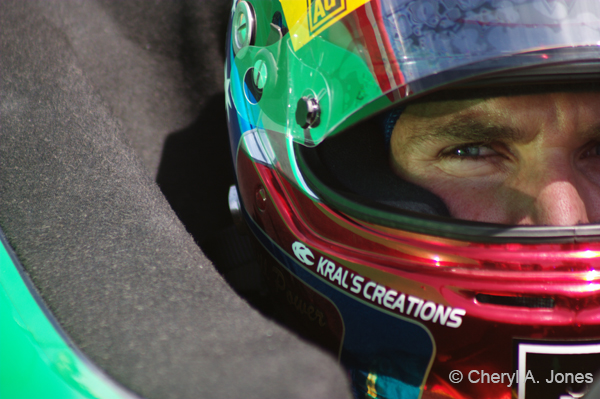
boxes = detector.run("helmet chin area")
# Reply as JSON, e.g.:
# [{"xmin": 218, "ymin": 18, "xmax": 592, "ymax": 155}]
[{"xmin": 235, "ymin": 139, "xmax": 600, "ymax": 399}]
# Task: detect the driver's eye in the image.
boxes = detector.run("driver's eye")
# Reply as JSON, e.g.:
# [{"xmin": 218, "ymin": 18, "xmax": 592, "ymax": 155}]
[
  {"xmin": 455, "ymin": 146, "xmax": 483, "ymax": 157},
  {"xmin": 580, "ymin": 143, "xmax": 600, "ymax": 158},
  {"xmin": 445, "ymin": 144, "xmax": 496, "ymax": 158}
]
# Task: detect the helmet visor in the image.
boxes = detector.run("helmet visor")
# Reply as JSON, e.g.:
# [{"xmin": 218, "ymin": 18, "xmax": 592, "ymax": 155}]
[{"xmin": 266, "ymin": 0, "xmax": 600, "ymax": 145}]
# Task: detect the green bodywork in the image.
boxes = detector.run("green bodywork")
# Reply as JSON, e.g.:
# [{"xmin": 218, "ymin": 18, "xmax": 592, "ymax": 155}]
[{"xmin": 0, "ymin": 234, "xmax": 132, "ymax": 399}]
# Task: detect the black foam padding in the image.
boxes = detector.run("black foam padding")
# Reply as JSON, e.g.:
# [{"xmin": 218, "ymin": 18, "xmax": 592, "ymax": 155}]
[
  {"xmin": 156, "ymin": 93, "xmax": 236, "ymax": 247},
  {"xmin": 302, "ymin": 120, "xmax": 450, "ymax": 217},
  {"xmin": 0, "ymin": 1, "xmax": 351, "ymax": 398}
]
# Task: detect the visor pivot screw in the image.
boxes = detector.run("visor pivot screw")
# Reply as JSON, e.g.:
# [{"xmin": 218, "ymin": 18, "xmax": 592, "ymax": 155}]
[
  {"xmin": 256, "ymin": 186, "xmax": 267, "ymax": 212},
  {"xmin": 296, "ymin": 97, "xmax": 320, "ymax": 129},
  {"xmin": 253, "ymin": 59, "xmax": 268, "ymax": 91},
  {"xmin": 232, "ymin": 1, "xmax": 256, "ymax": 55}
]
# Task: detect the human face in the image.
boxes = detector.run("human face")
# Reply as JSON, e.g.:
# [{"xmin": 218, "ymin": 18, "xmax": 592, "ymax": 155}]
[{"xmin": 390, "ymin": 91, "xmax": 600, "ymax": 225}]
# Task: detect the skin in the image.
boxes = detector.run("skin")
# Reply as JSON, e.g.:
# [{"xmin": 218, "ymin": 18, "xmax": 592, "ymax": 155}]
[{"xmin": 390, "ymin": 92, "xmax": 600, "ymax": 226}]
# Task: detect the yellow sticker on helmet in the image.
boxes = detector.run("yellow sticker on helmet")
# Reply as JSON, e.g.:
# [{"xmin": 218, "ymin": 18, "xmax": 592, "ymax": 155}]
[{"xmin": 281, "ymin": 0, "xmax": 370, "ymax": 51}]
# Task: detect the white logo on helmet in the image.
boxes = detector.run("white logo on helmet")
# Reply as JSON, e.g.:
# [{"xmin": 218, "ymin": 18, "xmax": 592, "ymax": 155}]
[{"xmin": 292, "ymin": 241, "xmax": 314, "ymax": 266}]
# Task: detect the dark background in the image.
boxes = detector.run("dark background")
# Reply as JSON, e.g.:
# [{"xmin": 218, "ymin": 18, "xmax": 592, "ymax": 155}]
[{"xmin": 0, "ymin": 1, "xmax": 352, "ymax": 398}]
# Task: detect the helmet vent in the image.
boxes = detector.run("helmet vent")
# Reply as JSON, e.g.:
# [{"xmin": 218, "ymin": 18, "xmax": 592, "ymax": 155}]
[{"xmin": 475, "ymin": 294, "xmax": 555, "ymax": 309}]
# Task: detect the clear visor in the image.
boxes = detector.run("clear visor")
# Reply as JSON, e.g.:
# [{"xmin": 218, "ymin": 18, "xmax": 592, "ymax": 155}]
[{"xmin": 377, "ymin": 0, "xmax": 600, "ymax": 85}]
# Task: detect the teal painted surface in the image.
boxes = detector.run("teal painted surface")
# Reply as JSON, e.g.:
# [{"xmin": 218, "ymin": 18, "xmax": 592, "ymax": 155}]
[{"xmin": 0, "ymin": 237, "xmax": 131, "ymax": 399}]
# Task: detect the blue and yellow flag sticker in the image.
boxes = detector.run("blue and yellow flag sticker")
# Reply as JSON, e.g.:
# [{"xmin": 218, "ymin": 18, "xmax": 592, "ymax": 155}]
[{"xmin": 281, "ymin": 0, "xmax": 370, "ymax": 51}]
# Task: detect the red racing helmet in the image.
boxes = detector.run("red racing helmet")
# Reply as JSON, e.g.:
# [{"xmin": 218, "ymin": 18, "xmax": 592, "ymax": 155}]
[{"xmin": 225, "ymin": 1, "xmax": 600, "ymax": 398}]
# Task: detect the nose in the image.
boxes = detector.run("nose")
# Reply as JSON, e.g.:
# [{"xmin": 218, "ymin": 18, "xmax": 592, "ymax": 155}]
[
  {"xmin": 516, "ymin": 152, "xmax": 589, "ymax": 226},
  {"xmin": 529, "ymin": 180, "xmax": 589, "ymax": 226}
]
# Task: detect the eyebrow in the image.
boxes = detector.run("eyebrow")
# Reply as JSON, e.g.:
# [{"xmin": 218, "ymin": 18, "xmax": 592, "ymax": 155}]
[{"xmin": 407, "ymin": 115, "xmax": 527, "ymax": 146}]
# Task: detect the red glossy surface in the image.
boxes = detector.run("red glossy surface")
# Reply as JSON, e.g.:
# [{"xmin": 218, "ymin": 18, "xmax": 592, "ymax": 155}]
[{"xmin": 236, "ymin": 150, "xmax": 600, "ymax": 399}]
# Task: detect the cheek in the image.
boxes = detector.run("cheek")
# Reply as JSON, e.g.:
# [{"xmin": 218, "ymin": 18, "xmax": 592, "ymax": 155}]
[
  {"xmin": 424, "ymin": 177, "xmax": 514, "ymax": 223},
  {"xmin": 392, "ymin": 155, "xmax": 516, "ymax": 223}
]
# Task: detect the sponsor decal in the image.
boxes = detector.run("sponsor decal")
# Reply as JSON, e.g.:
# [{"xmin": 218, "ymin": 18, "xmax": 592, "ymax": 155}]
[
  {"xmin": 270, "ymin": 265, "xmax": 327, "ymax": 327},
  {"xmin": 280, "ymin": 0, "xmax": 370, "ymax": 51},
  {"xmin": 290, "ymin": 241, "xmax": 466, "ymax": 328},
  {"xmin": 292, "ymin": 241, "xmax": 314, "ymax": 265},
  {"xmin": 308, "ymin": 0, "xmax": 347, "ymax": 35}
]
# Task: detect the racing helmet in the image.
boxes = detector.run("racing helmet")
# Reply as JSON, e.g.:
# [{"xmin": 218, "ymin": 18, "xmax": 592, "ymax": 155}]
[{"xmin": 225, "ymin": 1, "xmax": 600, "ymax": 398}]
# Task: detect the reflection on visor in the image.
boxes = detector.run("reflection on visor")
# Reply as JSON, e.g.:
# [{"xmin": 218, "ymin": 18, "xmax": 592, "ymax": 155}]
[
  {"xmin": 287, "ymin": 0, "xmax": 600, "ymax": 146},
  {"xmin": 379, "ymin": 0, "xmax": 600, "ymax": 84}
]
